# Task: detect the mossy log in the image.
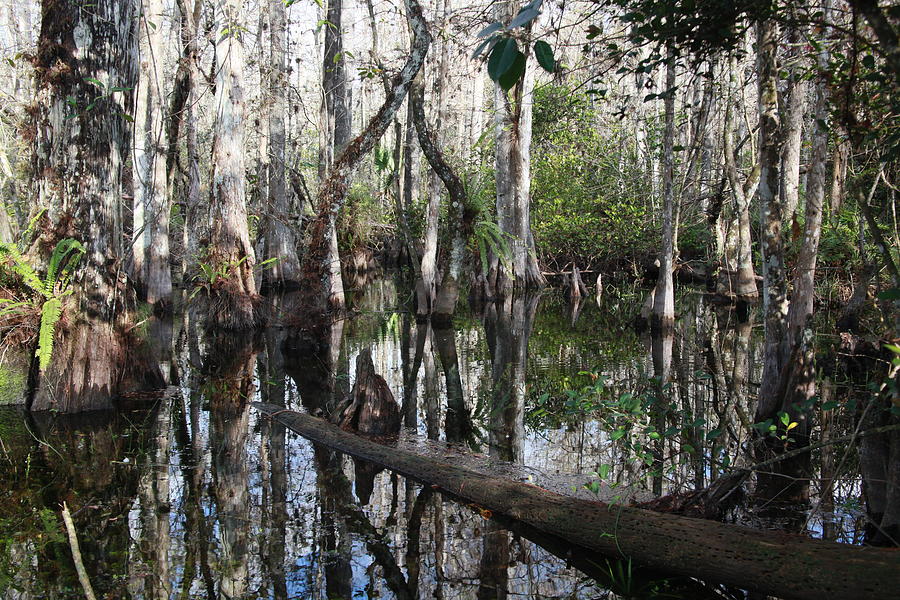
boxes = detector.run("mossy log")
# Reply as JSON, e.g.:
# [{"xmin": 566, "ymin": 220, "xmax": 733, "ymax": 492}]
[{"xmin": 253, "ymin": 402, "xmax": 900, "ymax": 600}]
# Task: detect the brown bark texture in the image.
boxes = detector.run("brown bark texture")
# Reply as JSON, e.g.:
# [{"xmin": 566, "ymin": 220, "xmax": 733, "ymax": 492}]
[{"xmin": 30, "ymin": 0, "xmax": 138, "ymax": 411}]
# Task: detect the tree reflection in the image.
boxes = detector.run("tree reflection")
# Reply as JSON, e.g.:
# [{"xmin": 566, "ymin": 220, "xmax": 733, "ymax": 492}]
[{"xmin": 203, "ymin": 333, "xmax": 258, "ymax": 598}]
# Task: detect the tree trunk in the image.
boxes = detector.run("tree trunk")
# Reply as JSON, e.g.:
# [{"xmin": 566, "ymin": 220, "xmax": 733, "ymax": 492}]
[
  {"xmin": 780, "ymin": 24, "xmax": 807, "ymax": 223},
  {"xmin": 755, "ymin": 18, "xmax": 789, "ymax": 421},
  {"xmin": 406, "ymin": 9, "xmax": 471, "ymax": 327},
  {"xmin": 490, "ymin": 1, "xmax": 545, "ymax": 297},
  {"xmin": 651, "ymin": 48, "xmax": 676, "ymax": 333},
  {"xmin": 29, "ymin": 0, "xmax": 139, "ymax": 412},
  {"xmin": 319, "ymin": 0, "xmax": 350, "ymax": 308},
  {"xmin": 719, "ymin": 54, "xmax": 760, "ymax": 300},
  {"xmin": 415, "ymin": 0, "xmax": 450, "ymax": 320},
  {"xmin": 254, "ymin": 403, "xmax": 900, "ymax": 600},
  {"xmin": 756, "ymin": 2, "xmax": 832, "ymax": 505},
  {"xmin": 261, "ymin": 0, "xmax": 301, "ymax": 289},
  {"xmin": 298, "ymin": 0, "xmax": 431, "ymax": 326},
  {"xmin": 170, "ymin": 0, "xmax": 202, "ymax": 285},
  {"xmin": 132, "ymin": 0, "xmax": 172, "ymax": 306},
  {"xmin": 207, "ymin": 0, "xmax": 260, "ymax": 330}
]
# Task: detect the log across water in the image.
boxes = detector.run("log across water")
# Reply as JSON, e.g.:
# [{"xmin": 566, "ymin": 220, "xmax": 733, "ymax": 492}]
[{"xmin": 253, "ymin": 403, "xmax": 900, "ymax": 600}]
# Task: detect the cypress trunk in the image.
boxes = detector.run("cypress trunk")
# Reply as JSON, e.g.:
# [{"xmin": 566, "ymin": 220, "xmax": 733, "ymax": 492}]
[
  {"xmin": 132, "ymin": 0, "xmax": 172, "ymax": 306},
  {"xmin": 30, "ymin": 0, "xmax": 139, "ymax": 412},
  {"xmin": 207, "ymin": 0, "xmax": 261, "ymax": 330}
]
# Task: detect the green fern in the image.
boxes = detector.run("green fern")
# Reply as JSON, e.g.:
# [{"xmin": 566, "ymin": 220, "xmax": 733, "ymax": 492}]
[
  {"xmin": 473, "ymin": 220, "xmax": 514, "ymax": 276},
  {"xmin": 43, "ymin": 238, "xmax": 84, "ymax": 297},
  {"xmin": 0, "ymin": 238, "xmax": 84, "ymax": 371},
  {"xmin": 36, "ymin": 297, "xmax": 62, "ymax": 371},
  {"xmin": 0, "ymin": 243, "xmax": 45, "ymax": 296}
]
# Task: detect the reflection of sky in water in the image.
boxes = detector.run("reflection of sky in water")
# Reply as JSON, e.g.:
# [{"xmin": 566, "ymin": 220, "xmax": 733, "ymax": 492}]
[{"xmin": 0, "ymin": 286, "xmax": 877, "ymax": 598}]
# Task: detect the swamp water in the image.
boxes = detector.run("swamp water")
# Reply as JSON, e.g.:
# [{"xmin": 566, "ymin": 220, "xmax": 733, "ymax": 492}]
[{"xmin": 0, "ymin": 278, "xmax": 875, "ymax": 599}]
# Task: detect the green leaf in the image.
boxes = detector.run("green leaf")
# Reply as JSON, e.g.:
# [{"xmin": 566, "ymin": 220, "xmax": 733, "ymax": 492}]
[
  {"xmin": 508, "ymin": 7, "xmax": 540, "ymax": 29},
  {"xmin": 0, "ymin": 242, "xmax": 44, "ymax": 295},
  {"xmin": 44, "ymin": 238, "xmax": 85, "ymax": 298},
  {"xmin": 498, "ymin": 50, "xmax": 526, "ymax": 90},
  {"xmin": 487, "ymin": 38, "xmax": 519, "ymax": 82},
  {"xmin": 877, "ymin": 287, "xmax": 900, "ymax": 301},
  {"xmin": 37, "ymin": 297, "xmax": 63, "ymax": 371},
  {"xmin": 598, "ymin": 464, "xmax": 610, "ymax": 479},
  {"xmin": 84, "ymin": 77, "xmax": 104, "ymax": 88},
  {"xmin": 534, "ymin": 40, "xmax": 555, "ymax": 73},
  {"xmin": 477, "ymin": 22, "xmax": 503, "ymax": 38}
]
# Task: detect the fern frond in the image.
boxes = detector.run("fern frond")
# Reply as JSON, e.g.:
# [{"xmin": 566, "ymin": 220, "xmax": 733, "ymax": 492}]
[
  {"xmin": 0, "ymin": 242, "xmax": 45, "ymax": 296},
  {"xmin": 37, "ymin": 297, "xmax": 62, "ymax": 372},
  {"xmin": 0, "ymin": 298, "xmax": 30, "ymax": 318},
  {"xmin": 44, "ymin": 239, "xmax": 85, "ymax": 297}
]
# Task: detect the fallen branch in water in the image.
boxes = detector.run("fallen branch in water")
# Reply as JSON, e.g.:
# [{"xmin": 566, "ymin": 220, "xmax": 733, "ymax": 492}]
[
  {"xmin": 61, "ymin": 502, "xmax": 97, "ymax": 600},
  {"xmin": 253, "ymin": 402, "xmax": 900, "ymax": 600}
]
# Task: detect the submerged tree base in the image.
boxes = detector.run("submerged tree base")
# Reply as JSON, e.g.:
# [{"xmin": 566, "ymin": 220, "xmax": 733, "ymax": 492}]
[
  {"xmin": 203, "ymin": 282, "xmax": 265, "ymax": 331},
  {"xmin": 28, "ymin": 312, "xmax": 165, "ymax": 412}
]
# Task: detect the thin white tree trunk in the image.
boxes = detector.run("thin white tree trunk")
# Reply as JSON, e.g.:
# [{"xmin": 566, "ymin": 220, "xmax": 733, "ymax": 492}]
[
  {"xmin": 263, "ymin": 0, "xmax": 301, "ymax": 288},
  {"xmin": 719, "ymin": 53, "xmax": 760, "ymax": 300},
  {"xmin": 132, "ymin": 0, "xmax": 172, "ymax": 305},
  {"xmin": 780, "ymin": 24, "xmax": 807, "ymax": 223},
  {"xmin": 651, "ymin": 47, "xmax": 676, "ymax": 332}
]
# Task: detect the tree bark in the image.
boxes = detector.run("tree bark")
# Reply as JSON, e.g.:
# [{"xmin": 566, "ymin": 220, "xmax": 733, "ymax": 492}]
[
  {"xmin": 651, "ymin": 47, "xmax": 677, "ymax": 333},
  {"xmin": 29, "ymin": 0, "xmax": 139, "ymax": 411},
  {"xmin": 489, "ymin": 1, "xmax": 545, "ymax": 296},
  {"xmin": 719, "ymin": 54, "xmax": 760, "ymax": 300},
  {"xmin": 254, "ymin": 403, "xmax": 900, "ymax": 600},
  {"xmin": 780, "ymin": 23, "xmax": 808, "ymax": 223},
  {"xmin": 755, "ymin": 18, "xmax": 790, "ymax": 421},
  {"xmin": 261, "ymin": 0, "xmax": 301, "ymax": 289},
  {"xmin": 207, "ymin": 0, "xmax": 261, "ymax": 330},
  {"xmin": 170, "ymin": 0, "xmax": 202, "ymax": 285},
  {"xmin": 319, "ymin": 0, "xmax": 350, "ymax": 308},
  {"xmin": 132, "ymin": 0, "xmax": 172, "ymax": 305}
]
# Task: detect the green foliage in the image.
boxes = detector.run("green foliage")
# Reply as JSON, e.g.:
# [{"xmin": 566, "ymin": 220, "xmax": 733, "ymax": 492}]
[
  {"xmin": 474, "ymin": 0, "xmax": 556, "ymax": 91},
  {"xmin": 338, "ymin": 184, "xmax": 385, "ymax": 254},
  {"xmin": 189, "ymin": 253, "xmax": 278, "ymax": 300},
  {"xmin": 0, "ymin": 239, "xmax": 84, "ymax": 371},
  {"xmin": 36, "ymin": 298, "xmax": 62, "ymax": 372},
  {"xmin": 531, "ymin": 85, "xmax": 656, "ymax": 269},
  {"xmin": 678, "ymin": 220, "xmax": 713, "ymax": 260},
  {"xmin": 472, "ymin": 220, "xmax": 513, "ymax": 275}
]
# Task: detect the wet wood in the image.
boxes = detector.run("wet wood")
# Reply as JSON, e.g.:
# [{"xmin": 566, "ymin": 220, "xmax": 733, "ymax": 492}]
[{"xmin": 253, "ymin": 402, "xmax": 900, "ymax": 600}]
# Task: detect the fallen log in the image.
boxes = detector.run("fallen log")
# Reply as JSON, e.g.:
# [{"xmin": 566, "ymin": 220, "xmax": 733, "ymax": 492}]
[{"xmin": 253, "ymin": 403, "xmax": 900, "ymax": 600}]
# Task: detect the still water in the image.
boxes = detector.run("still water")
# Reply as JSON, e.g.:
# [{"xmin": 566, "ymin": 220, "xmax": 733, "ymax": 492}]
[{"xmin": 0, "ymin": 277, "xmax": 872, "ymax": 598}]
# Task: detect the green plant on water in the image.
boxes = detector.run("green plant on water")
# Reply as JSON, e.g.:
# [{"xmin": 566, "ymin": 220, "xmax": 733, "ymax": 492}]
[
  {"xmin": 188, "ymin": 254, "xmax": 278, "ymax": 300},
  {"xmin": 0, "ymin": 238, "xmax": 85, "ymax": 371}
]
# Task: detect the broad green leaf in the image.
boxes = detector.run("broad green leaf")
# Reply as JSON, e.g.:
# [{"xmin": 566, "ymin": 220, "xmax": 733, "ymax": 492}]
[
  {"xmin": 508, "ymin": 7, "xmax": 539, "ymax": 29},
  {"xmin": 498, "ymin": 50, "xmax": 526, "ymax": 90},
  {"xmin": 534, "ymin": 40, "xmax": 555, "ymax": 72},
  {"xmin": 477, "ymin": 22, "xmax": 503, "ymax": 38},
  {"xmin": 487, "ymin": 38, "xmax": 518, "ymax": 82}
]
